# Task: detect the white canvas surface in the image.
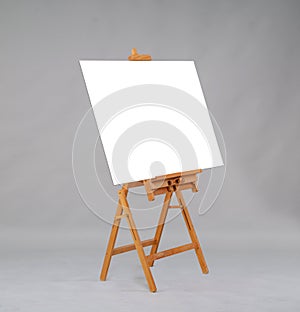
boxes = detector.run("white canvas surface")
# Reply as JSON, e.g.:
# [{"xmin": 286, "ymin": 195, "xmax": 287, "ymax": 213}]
[{"xmin": 80, "ymin": 61, "xmax": 223, "ymax": 185}]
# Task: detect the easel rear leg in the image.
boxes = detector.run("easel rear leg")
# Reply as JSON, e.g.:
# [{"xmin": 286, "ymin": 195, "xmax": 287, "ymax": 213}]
[{"xmin": 175, "ymin": 191, "xmax": 209, "ymax": 274}]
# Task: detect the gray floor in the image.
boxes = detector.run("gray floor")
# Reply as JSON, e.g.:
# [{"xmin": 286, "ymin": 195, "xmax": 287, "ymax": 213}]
[{"xmin": 1, "ymin": 228, "xmax": 299, "ymax": 312}]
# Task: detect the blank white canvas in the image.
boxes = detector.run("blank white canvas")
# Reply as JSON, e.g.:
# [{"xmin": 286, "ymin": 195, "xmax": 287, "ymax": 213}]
[{"xmin": 80, "ymin": 61, "xmax": 223, "ymax": 185}]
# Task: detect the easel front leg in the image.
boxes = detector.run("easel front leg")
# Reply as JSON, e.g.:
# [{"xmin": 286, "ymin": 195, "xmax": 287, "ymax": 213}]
[
  {"xmin": 100, "ymin": 200, "xmax": 123, "ymax": 281},
  {"xmin": 175, "ymin": 191, "xmax": 209, "ymax": 274},
  {"xmin": 119, "ymin": 188, "xmax": 157, "ymax": 292},
  {"xmin": 149, "ymin": 191, "xmax": 172, "ymax": 266}
]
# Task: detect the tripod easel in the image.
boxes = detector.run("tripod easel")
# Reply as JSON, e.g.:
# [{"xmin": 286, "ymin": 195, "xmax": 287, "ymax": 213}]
[{"xmin": 99, "ymin": 49, "xmax": 209, "ymax": 292}]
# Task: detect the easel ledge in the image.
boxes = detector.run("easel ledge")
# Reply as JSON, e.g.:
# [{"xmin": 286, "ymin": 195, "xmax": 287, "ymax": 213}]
[{"xmin": 125, "ymin": 169, "xmax": 202, "ymax": 201}]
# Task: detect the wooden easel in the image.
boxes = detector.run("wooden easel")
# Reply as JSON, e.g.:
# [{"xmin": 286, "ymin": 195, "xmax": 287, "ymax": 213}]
[{"xmin": 100, "ymin": 49, "xmax": 209, "ymax": 292}]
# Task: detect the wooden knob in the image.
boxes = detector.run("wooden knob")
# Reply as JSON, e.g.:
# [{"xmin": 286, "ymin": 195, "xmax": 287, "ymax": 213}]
[{"xmin": 128, "ymin": 48, "xmax": 152, "ymax": 61}]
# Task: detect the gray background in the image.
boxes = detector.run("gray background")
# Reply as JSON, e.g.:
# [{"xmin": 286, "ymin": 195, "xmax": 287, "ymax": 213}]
[{"xmin": 1, "ymin": 0, "xmax": 299, "ymax": 311}]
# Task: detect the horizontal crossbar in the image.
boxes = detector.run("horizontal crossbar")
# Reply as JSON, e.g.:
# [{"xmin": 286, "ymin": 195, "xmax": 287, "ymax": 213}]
[
  {"xmin": 146, "ymin": 243, "xmax": 197, "ymax": 263},
  {"xmin": 114, "ymin": 214, "xmax": 128, "ymax": 220},
  {"xmin": 112, "ymin": 239, "xmax": 156, "ymax": 255}
]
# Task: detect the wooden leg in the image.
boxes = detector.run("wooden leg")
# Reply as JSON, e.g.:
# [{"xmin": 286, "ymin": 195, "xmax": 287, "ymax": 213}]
[
  {"xmin": 175, "ymin": 191, "xmax": 209, "ymax": 274},
  {"xmin": 100, "ymin": 199, "xmax": 123, "ymax": 281},
  {"xmin": 119, "ymin": 188, "xmax": 157, "ymax": 292},
  {"xmin": 149, "ymin": 191, "xmax": 172, "ymax": 266}
]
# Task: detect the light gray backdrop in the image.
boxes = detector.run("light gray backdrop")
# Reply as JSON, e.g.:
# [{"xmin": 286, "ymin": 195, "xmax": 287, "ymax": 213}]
[{"xmin": 0, "ymin": 1, "xmax": 299, "ymax": 311}]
